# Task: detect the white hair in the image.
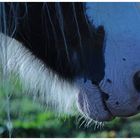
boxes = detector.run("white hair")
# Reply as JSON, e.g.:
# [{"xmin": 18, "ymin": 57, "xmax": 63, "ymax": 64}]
[{"xmin": 0, "ymin": 33, "xmax": 79, "ymax": 116}]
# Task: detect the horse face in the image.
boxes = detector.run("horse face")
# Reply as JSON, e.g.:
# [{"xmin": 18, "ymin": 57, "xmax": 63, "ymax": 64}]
[
  {"xmin": 2, "ymin": 2, "xmax": 140, "ymax": 123},
  {"xmin": 77, "ymin": 3, "xmax": 140, "ymax": 121}
]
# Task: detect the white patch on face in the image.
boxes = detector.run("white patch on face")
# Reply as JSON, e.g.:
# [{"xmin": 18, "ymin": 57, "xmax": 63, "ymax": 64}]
[{"xmin": 86, "ymin": 3, "xmax": 140, "ymax": 117}]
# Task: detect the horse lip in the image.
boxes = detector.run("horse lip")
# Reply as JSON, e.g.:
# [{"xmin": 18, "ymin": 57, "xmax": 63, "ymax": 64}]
[
  {"xmin": 97, "ymin": 85, "xmax": 115, "ymax": 120},
  {"xmin": 102, "ymin": 94, "xmax": 113, "ymax": 116}
]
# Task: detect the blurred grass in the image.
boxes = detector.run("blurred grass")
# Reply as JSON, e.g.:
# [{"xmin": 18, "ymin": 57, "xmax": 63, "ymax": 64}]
[{"xmin": 0, "ymin": 73, "xmax": 140, "ymax": 137}]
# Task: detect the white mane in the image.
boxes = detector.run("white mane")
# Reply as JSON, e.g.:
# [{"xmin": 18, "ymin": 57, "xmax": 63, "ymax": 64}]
[{"xmin": 0, "ymin": 33, "xmax": 79, "ymax": 115}]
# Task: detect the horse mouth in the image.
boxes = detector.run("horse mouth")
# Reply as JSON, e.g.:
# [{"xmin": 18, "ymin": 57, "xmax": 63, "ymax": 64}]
[
  {"xmin": 97, "ymin": 85, "xmax": 115, "ymax": 121},
  {"xmin": 101, "ymin": 91, "xmax": 114, "ymax": 119},
  {"xmin": 98, "ymin": 86, "xmax": 113, "ymax": 113},
  {"xmin": 77, "ymin": 79, "xmax": 115, "ymax": 122}
]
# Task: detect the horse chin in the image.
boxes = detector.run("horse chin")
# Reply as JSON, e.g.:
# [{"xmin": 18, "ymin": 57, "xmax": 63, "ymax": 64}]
[{"xmin": 76, "ymin": 79, "xmax": 114, "ymax": 122}]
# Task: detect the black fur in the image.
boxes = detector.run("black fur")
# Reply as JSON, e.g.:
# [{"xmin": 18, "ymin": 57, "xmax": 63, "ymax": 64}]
[{"xmin": 5, "ymin": 2, "xmax": 105, "ymax": 84}]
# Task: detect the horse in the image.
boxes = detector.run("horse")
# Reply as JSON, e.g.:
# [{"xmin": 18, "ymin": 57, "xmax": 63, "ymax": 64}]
[{"xmin": 0, "ymin": 2, "xmax": 140, "ymax": 124}]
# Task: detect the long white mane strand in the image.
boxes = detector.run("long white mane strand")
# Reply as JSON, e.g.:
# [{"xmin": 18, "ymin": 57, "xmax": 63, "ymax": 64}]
[{"xmin": 0, "ymin": 32, "xmax": 79, "ymax": 115}]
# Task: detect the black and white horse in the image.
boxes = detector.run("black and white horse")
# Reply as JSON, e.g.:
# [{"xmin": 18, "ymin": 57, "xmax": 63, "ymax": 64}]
[{"xmin": 0, "ymin": 2, "xmax": 140, "ymax": 123}]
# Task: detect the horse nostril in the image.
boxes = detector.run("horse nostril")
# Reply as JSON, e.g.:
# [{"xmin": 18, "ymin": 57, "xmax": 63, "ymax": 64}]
[{"xmin": 133, "ymin": 71, "xmax": 140, "ymax": 92}]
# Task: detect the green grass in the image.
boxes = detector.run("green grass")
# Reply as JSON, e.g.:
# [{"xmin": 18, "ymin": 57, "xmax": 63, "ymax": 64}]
[{"xmin": 0, "ymin": 73, "xmax": 140, "ymax": 137}]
